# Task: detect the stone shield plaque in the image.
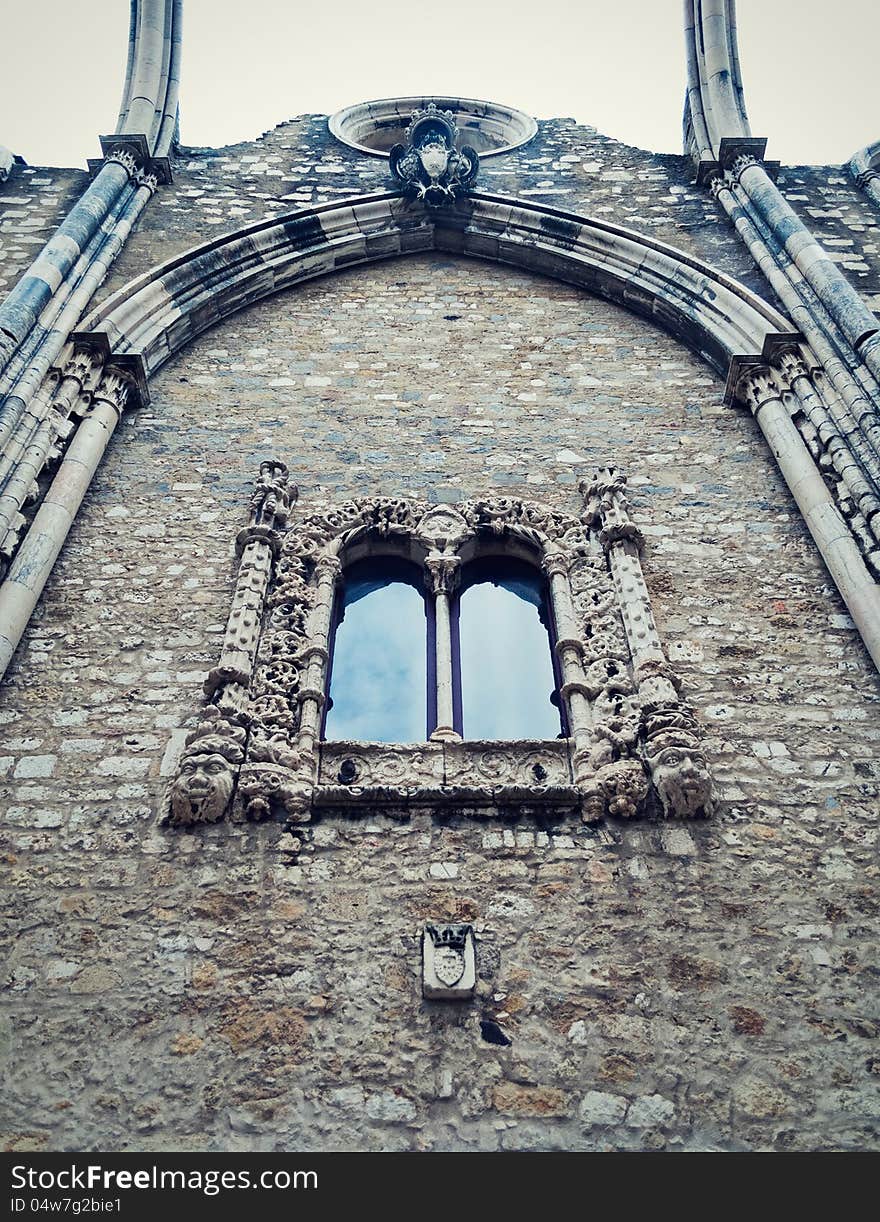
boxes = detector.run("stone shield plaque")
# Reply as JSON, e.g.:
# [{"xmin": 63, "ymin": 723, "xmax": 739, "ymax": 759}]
[{"xmin": 422, "ymin": 923, "xmax": 477, "ymax": 1000}]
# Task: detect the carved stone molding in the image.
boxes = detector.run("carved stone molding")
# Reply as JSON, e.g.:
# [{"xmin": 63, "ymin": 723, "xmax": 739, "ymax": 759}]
[{"xmin": 163, "ymin": 472, "xmax": 714, "ymax": 827}]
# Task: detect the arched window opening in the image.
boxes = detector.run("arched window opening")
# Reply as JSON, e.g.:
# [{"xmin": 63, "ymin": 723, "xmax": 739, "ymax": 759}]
[
  {"xmin": 323, "ymin": 558, "xmax": 433, "ymax": 743},
  {"xmin": 455, "ymin": 558, "xmax": 565, "ymax": 741}
]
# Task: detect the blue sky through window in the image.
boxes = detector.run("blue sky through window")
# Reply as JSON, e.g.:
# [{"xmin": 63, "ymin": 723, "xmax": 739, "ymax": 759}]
[
  {"xmin": 459, "ymin": 580, "xmax": 560, "ymax": 740},
  {"xmin": 324, "ymin": 580, "xmax": 427, "ymax": 743}
]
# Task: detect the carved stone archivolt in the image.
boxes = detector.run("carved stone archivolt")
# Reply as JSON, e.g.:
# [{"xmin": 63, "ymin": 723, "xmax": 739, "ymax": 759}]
[{"xmin": 163, "ymin": 466, "xmax": 714, "ymax": 828}]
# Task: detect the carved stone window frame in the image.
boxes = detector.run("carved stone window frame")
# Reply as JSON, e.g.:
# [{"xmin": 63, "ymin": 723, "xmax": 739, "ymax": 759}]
[{"xmin": 162, "ymin": 465, "xmax": 714, "ymax": 829}]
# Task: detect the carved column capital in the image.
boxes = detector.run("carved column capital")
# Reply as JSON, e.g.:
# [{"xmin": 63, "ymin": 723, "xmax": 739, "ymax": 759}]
[
  {"xmin": 89, "ymin": 368, "xmax": 132, "ymax": 419},
  {"xmin": 425, "ymin": 552, "xmax": 461, "ymax": 595},
  {"xmin": 541, "ymin": 547, "xmax": 570, "ymax": 580},
  {"xmin": 730, "ymin": 153, "xmax": 759, "ymax": 178},
  {"xmin": 774, "ymin": 348, "xmax": 812, "ymax": 388},
  {"xmin": 708, "ymin": 172, "xmax": 730, "ymax": 200},
  {"xmin": 735, "ymin": 365, "xmax": 782, "ymax": 414},
  {"xmin": 134, "ymin": 168, "xmax": 160, "ymax": 194},
  {"xmin": 104, "ymin": 147, "xmax": 141, "ymax": 179},
  {"xmin": 315, "ymin": 554, "xmax": 343, "ymax": 584},
  {"xmin": 63, "ymin": 345, "xmax": 103, "ymax": 388}
]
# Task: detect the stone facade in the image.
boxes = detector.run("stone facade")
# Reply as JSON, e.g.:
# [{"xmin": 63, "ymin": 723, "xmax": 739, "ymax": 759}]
[{"xmin": 1, "ymin": 2, "xmax": 879, "ymax": 1153}]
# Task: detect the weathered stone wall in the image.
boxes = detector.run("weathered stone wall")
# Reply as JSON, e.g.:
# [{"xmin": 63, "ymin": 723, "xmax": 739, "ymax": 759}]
[
  {"xmin": 0, "ymin": 166, "xmax": 86, "ymax": 297},
  {"xmin": 2, "ymin": 253, "xmax": 879, "ymax": 1152},
  {"xmin": 778, "ymin": 166, "xmax": 880, "ymax": 310}
]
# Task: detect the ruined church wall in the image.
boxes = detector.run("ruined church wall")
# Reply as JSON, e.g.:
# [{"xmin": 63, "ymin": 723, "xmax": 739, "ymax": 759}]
[{"xmin": 2, "ymin": 254, "xmax": 879, "ymax": 1152}]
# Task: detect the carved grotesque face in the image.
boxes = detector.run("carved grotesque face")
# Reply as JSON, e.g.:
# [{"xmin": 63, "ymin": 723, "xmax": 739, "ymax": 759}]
[
  {"xmin": 651, "ymin": 745, "xmax": 712, "ymax": 818},
  {"xmin": 168, "ymin": 751, "xmax": 235, "ymax": 825}
]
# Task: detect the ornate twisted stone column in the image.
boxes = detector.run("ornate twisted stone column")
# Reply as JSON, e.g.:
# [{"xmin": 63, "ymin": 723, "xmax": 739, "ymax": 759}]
[
  {"xmin": 163, "ymin": 462, "xmax": 294, "ymax": 828},
  {"xmin": 206, "ymin": 461, "xmax": 294, "ymax": 720},
  {"xmin": 584, "ymin": 469, "xmax": 713, "ymax": 819}
]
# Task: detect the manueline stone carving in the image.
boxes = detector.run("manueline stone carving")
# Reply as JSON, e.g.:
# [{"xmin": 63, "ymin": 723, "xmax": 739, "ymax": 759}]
[
  {"xmin": 581, "ymin": 468, "xmax": 714, "ymax": 819},
  {"xmin": 162, "ymin": 710, "xmax": 246, "ymax": 826},
  {"xmin": 163, "ymin": 462, "xmax": 295, "ymax": 826},
  {"xmin": 390, "ymin": 104, "xmax": 479, "ymax": 206},
  {"xmin": 165, "ymin": 471, "xmax": 714, "ymax": 828}
]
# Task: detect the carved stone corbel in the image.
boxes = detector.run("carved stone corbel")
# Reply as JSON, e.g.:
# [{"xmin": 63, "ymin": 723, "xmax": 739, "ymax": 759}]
[{"xmin": 161, "ymin": 709, "xmax": 246, "ymax": 827}]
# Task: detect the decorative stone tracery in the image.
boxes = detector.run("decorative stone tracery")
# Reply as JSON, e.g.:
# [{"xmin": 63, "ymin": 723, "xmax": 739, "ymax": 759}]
[{"xmin": 163, "ymin": 467, "xmax": 713, "ymax": 829}]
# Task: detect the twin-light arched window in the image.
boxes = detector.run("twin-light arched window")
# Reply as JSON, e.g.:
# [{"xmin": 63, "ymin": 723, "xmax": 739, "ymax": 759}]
[{"xmin": 323, "ymin": 556, "xmax": 566, "ymax": 743}]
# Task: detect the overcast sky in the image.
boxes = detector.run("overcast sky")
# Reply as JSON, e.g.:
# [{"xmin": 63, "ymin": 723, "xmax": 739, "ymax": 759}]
[{"xmin": 1, "ymin": 2, "xmax": 877, "ymax": 167}]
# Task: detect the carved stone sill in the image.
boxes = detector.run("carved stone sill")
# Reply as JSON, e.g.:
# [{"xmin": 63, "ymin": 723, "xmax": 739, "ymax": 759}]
[{"xmin": 315, "ymin": 739, "xmax": 580, "ymax": 813}]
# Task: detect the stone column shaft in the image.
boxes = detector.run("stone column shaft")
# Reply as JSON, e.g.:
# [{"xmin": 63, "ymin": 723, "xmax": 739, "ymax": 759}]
[
  {"xmin": 425, "ymin": 552, "xmax": 461, "ymax": 742},
  {"xmin": 0, "ymin": 377, "xmax": 128, "ymax": 675},
  {"xmin": 431, "ymin": 590, "xmax": 459, "ymax": 741},
  {"xmin": 297, "ymin": 557, "xmax": 339, "ymax": 753},
  {"xmin": 742, "ymin": 373, "xmax": 880, "ymax": 670},
  {"xmin": 546, "ymin": 564, "xmax": 593, "ymax": 757}
]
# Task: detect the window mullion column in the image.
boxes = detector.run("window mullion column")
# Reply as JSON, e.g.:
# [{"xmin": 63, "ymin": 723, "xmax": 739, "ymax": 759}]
[
  {"xmin": 298, "ymin": 551, "xmax": 341, "ymax": 754},
  {"xmin": 542, "ymin": 546, "xmax": 594, "ymax": 750},
  {"xmin": 425, "ymin": 552, "xmax": 461, "ymax": 742}
]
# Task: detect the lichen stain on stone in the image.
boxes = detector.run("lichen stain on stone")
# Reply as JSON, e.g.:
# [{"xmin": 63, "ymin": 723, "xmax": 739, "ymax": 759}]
[
  {"xmin": 492, "ymin": 1083, "xmax": 570, "ymax": 1117},
  {"xmin": 218, "ymin": 1006, "xmax": 309, "ymax": 1053},
  {"xmin": 729, "ymin": 1005, "xmax": 767, "ymax": 1035}
]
